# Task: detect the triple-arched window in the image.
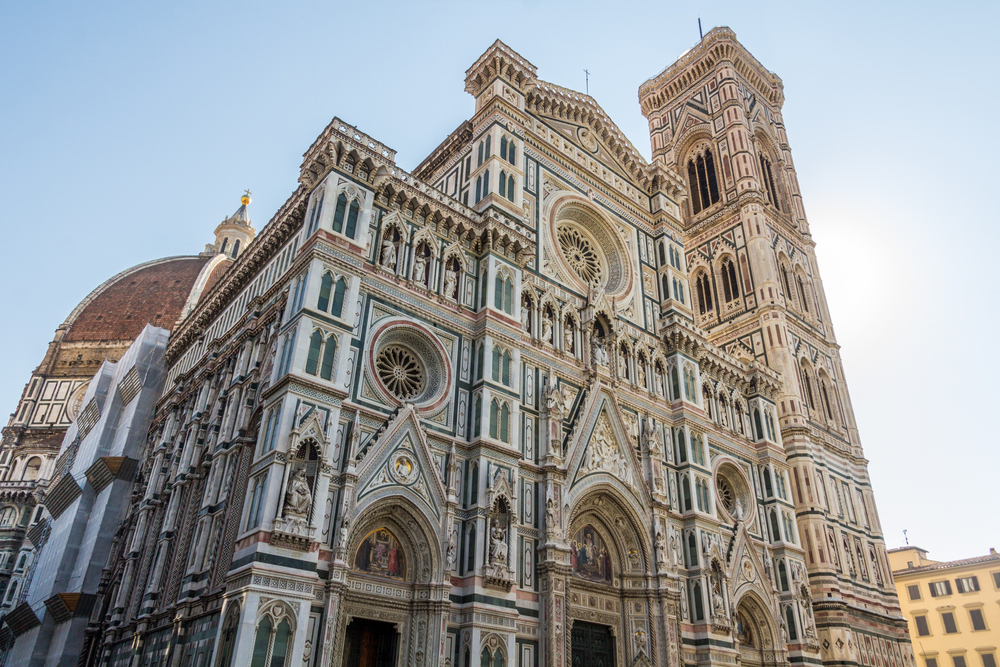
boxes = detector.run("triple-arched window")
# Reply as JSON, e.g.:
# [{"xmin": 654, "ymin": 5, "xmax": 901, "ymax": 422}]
[
  {"xmin": 305, "ymin": 330, "xmax": 338, "ymax": 381},
  {"xmin": 248, "ymin": 607, "xmax": 294, "ymax": 667},
  {"xmin": 687, "ymin": 146, "xmax": 721, "ymax": 215},
  {"xmin": 332, "ymin": 193, "xmax": 361, "ymax": 238},
  {"xmin": 481, "ymin": 646, "xmax": 506, "ymax": 667},
  {"xmin": 498, "ymin": 171, "xmax": 515, "ymax": 201},
  {"xmin": 317, "ymin": 272, "xmax": 348, "ymax": 318}
]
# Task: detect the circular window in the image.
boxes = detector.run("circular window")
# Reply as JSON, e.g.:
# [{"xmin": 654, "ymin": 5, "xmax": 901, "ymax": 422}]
[
  {"xmin": 376, "ymin": 345, "xmax": 424, "ymax": 400},
  {"xmin": 558, "ymin": 226, "xmax": 603, "ymax": 287},
  {"xmin": 367, "ymin": 319, "xmax": 451, "ymax": 410},
  {"xmin": 715, "ymin": 463, "xmax": 754, "ymax": 522},
  {"xmin": 549, "ymin": 201, "xmax": 633, "ymax": 298}
]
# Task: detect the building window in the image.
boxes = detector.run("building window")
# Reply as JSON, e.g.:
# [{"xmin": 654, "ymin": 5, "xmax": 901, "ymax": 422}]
[
  {"xmin": 720, "ymin": 258, "xmax": 740, "ymax": 302},
  {"xmin": 687, "ymin": 146, "xmax": 720, "ymax": 215},
  {"xmin": 908, "ymin": 584, "xmax": 921, "ymax": 601},
  {"xmin": 942, "ymin": 612, "xmax": 958, "ymax": 634},
  {"xmin": 345, "ymin": 199, "xmax": 360, "ymax": 238},
  {"xmin": 492, "ymin": 347, "xmax": 512, "ymax": 386},
  {"xmin": 954, "ymin": 657, "xmax": 967, "ymax": 667},
  {"xmin": 466, "ymin": 523, "xmax": 477, "ymax": 572},
  {"xmin": 956, "ymin": 576, "xmax": 980, "ymax": 593},
  {"xmin": 0, "ymin": 506, "xmax": 16, "ymax": 527},
  {"xmin": 981, "ymin": 653, "xmax": 997, "ymax": 667},
  {"xmin": 246, "ymin": 473, "xmax": 268, "ymax": 530},
  {"xmin": 993, "ymin": 572, "xmax": 1000, "ymax": 589},
  {"xmin": 494, "ymin": 272, "xmax": 513, "ymax": 314},
  {"xmin": 249, "ymin": 615, "xmax": 292, "ymax": 667},
  {"xmin": 23, "ymin": 457, "xmax": 41, "ymax": 481},
  {"xmin": 969, "ymin": 608, "xmax": 987, "ymax": 631},
  {"xmin": 758, "ymin": 153, "xmax": 781, "ymax": 211},
  {"xmin": 930, "ymin": 580, "xmax": 953, "ymax": 597},
  {"xmin": 499, "ymin": 170, "xmax": 507, "ymax": 198},
  {"xmin": 695, "ymin": 272, "xmax": 713, "ymax": 315},
  {"xmin": 926, "ymin": 659, "xmax": 938, "ymax": 667},
  {"xmin": 914, "ymin": 615, "xmax": 930, "ymax": 636},
  {"xmin": 307, "ymin": 191, "xmax": 325, "ymax": 235},
  {"xmin": 332, "ymin": 193, "xmax": 348, "ymax": 233}
]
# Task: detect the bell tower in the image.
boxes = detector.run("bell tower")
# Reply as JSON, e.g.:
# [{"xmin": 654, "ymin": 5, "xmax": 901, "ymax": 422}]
[
  {"xmin": 212, "ymin": 191, "xmax": 256, "ymax": 259},
  {"xmin": 639, "ymin": 26, "xmax": 910, "ymax": 665}
]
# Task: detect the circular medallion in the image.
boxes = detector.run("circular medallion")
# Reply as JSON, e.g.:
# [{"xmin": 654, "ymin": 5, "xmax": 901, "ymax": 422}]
[
  {"xmin": 390, "ymin": 451, "xmax": 419, "ymax": 484},
  {"xmin": 376, "ymin": 345, "xmax": 424, "ymax": 400}
]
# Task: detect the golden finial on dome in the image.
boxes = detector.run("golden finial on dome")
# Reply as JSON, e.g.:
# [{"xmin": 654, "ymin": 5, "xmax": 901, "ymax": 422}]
[{"xmin": 241, "ymin": 189, "xmax": 252, "ymax": 206}]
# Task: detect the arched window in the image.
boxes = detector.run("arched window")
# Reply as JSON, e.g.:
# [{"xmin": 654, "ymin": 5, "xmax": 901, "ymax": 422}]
[
  {"xmin": 220, "ymin": 238, "xmax": 229, "ymax": 255},
  {"xmin": 480, "ymin": 271, "xmax": 488, "ymax": 310},
  {"xmin": 785, "ymin": 606, "xmax": 798, "ymax": 640},
  {"xmin": 345, "ymin": 199, "xmax": 360, "ymax": 238},
  {"xmin": 472, "ymin": 394, "xmax": 482, "ymax": 438},
  {"xmin": 499, "ymin": 170, "xmax": 507, "ymax": 198},
  {"xmin": 477, "ymin": 142, "xmax": 484, "ymax": 166},
  {"xmin": 780, "ymin": 263, "xmax": 793, "ymax": 302},
  {"xmin": 763, "ymin": 468, "xmax": 774, "ymax": 497},
  {"xmin": 466, "ymin": 523, "xmax": 477, "ymax": 572},
  {"xmin": 796, "ymin": 275, "xmax": 810, "ymax": 313},
  {"xmin": 475, "ymin": 176, "xmax": 482, "ymax": 203},
  {"xmin": 500, "ymin": 402, "xmax": 510, "ymax": 443},
  {"xmin": 14, "ymin": 553, "xmax": 27, "ymax": 571},
  {"xmin": 661, "ymin": 274, "xmax": 669, "ymax": 301},
  {"xmin": 687, "ymin": 146, "xmax": 720, "ymax": 215},
  {"xmin": 23, "ymin": 457, "xmax": 41, "ymax": 482},
  {"xmin": 216, "ymin": 604, "xmax": 241, "ymax": 667},
  {"xmin": 469, "ymin": 463, "xmax": 479, "ymax": 505},
  {"xmin": 5, "ymin": 580, "xmax": 18, "ymax": 604},
  {"xmin": 683, "ymin": 368, "xmax": 696, "ymax": 401},
  {"xmin": 820, "ymin": 380, "xmax": 835, "ymax": 422},
  {"xmin": 332, "ymin": 193, "xmax": 348, "ymax": 233},
  {"xmin": 332, "ymin": 278, "xmax": 347, "ymax": 318},
  {"xmin": 475, "ymin": 343, "xmax": 485, "ymax": 381},
  {"xmin": 506, "ymin": 174, "xmax": 515, "ymax": 201},
  {"xmin": 753, "ymin": 409, "xmax": 764, "ymax": 439},
  {"xmin": 658, "ymin": 243, "xmax": 666, "ymax": 266},
  {"xmin": 692, "ymin": 581, "xmax": 705, "ymax": 620},
  {"xmin": 483, "ymin": 169, "xmax": 490, "ymax": 196},
  {"xmin": 506, "ymin": 139, "xmax": 516, "ymax": 165},
  {"xmin": 758, "ymin": 153, "xmax": 781, "ymax": 211},
  {"xmin": 720, "ymin": 258, "xmax": 740, "ymax": 302},
  {"xmin": 307, "ymin": 192, "xmax": 325, "ymax": 235},
  {"xmin": 492, "ymin": 347, "xmax": 501, "ymax": 383},
  {"xmin": 249, "ymin": 614, "xmax": 292, "ymax": 667},
  {"xmin": 686, "ymin": 532, "xmax": 698, "ymax": 567},
  {"xmin": 800, "ymin": 364, "xmax": 814, "ymax": 409},
  {"xmin": 770, "ymin": 511, "xmax": 781, "ymax": 544},
  {"xmin": 484, "ymin": 135, "xmax": 491, "ymax": 158},
  {"xmin": 500, "ymin": 135, "xmax": 508, "ymax": 161},
  {"xmin": 778, "ymin": 560, "xmax": 789, "ymax": 590},
  {"xmin": 670, "ymin": 366, "xmax": 680, "ymax": 400},
  {"xmin": 490, "ymin": 400, "xmax": 499, "ymax": 440},
  {"xmin": 231, "ymin": 240, "xmax": 240, "ymax": 258},
  {"xmin": 317, "ymin": 273, "xmax": 333, "ymax": 312},
  {"xmin": 305, "ymin": 331, "xmax": 323, "ymax": 376},
  {"xmin": 320, "ymin": 336, "xmax": 337, "ymax": 381},
  {"xmin": 681, "ymin": 475, "xmax": 692, "ymax": 512},
  {"xmin": 695, "ymin": 273, "xmax": 713, "ymax": 315}
]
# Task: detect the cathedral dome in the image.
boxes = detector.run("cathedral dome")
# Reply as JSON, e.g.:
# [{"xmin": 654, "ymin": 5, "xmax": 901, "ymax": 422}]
[{"xmin": 63, "ymin": 255, "xmax": 230, "ymax": 343}]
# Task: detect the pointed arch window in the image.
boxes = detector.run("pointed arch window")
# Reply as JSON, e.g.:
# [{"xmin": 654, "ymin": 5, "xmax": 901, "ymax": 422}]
[
  {"xmin": 500, "ymin": 135, "xmax": 508, "ymax": 161},
  {"xmin": 695, "ymin": 273, "xmax": 713, "ymax": 315},
  {"xmin": 484, "ymin": 135, "xmax": 491, "ymax": 158},
  {"xmin": 780, "ymin": 264, "xmax": 793, "ymax": 302},
  {"xmin": 796, "ymin": 275, "xmax": 810, "ymax": 313},
  {"xmin": 687, "ymin": 146, "xmax": 721, "ymax": 215},
  {"xmin": 332, "ymin": 193, "xmax": 348, "ymax": 233},
  {"xmin": 506, "ymin": 139, "xmax": 516, "ymax": 165},
  {"xmin": 320, "ymin": 336, "xmax": 337, "ymax": 380},
  {"xmin": 721, "ymin": 258, "xmax": 740, "ymax": 302},
  {"xmin": 691, "ymin": 581, "xmax": 705, "ymax": 620},
  {"xmin": 471, "ymin": 394, "xmax": 482, "ymax": 437},
  {"xmin": 681, "ymin": 474, "xmax": 692, "ymax": 512},
  {"xmin": 345, "ymin": 199, "xmax": 360, "ymax": 238},
  {"xmin": 759, "ymin": 153, "xmax": 781, "ymax": 211},
  {"xmin": 499, "ymin": 170, "xmax": 507, "ymax": 198},
  {"xmin": 800, "ymin": 365, "xmax": 815, "ymax": 409},
  {"xmin": 466, "ymin": 523, "xmax": 477, "ymax": 572},
  {"xmin": 317, "ymin": 273, "xmax": 333, "ymax": 312},
  {"xmin": 331, "ymin": 277, "xmax": 347, "ymax": 318},
  {"xmin": 771, "ymin": 511, "xmax": 782, "ymax": 544},
  {"xmin": 231, "ymin": 240, "xmax": 240, "ymax": 258},
  {"xmin": 307, "ymin": 192, "xmax": 325, "ymax": 235},
  {"xmin": 506, "ymin": 174, "xmax": 515, "ymax": 201},
  {"xmin": 483, "ymin": 169, "xmax": 490, "ymax": 197},
  {"xmin": 475, "ymin": 176, "xmax": 483, "ymax": 203},
  {"xmin": 305, "ymin": 330, "xmax": 323, "ymax": 375}
]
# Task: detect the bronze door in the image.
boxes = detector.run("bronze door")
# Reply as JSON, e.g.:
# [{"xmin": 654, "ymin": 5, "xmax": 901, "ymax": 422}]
[
  {"xmin": 343, "ymin": 619, "xmax": 398, "ymax": 667},
  {"xmin": 571, "ymin": 621, "xmax": 615, "ymax": 667}
]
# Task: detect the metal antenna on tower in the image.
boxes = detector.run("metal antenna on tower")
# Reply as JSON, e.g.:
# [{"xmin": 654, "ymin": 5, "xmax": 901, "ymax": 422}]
[
  {"xmin": 584, "ymin": 69, "xmax": 590, "ymax": 96},
  {"xmin": 698, "ymin": 17, "xmax": 704, "ymax": 41}
]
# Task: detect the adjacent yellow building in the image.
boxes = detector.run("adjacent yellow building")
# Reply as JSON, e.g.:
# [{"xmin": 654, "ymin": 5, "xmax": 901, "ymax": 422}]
[{"xmin": 889, "ymin": 547, "xmax": 1000, "ymax": 667}]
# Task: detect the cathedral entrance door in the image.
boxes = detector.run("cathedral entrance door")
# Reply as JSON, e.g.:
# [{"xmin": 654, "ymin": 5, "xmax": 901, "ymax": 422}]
[
  {"xmin": 571, "ymin": 621, "xmax": 615, "ymax": 667},
  {"xmin": 343, "ymin": 618, "xmax": 398, "ymax": 667}
]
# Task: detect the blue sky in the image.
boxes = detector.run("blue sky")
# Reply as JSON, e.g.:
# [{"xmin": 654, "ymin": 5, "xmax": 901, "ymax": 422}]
[{"xmin": 1, "ymin": 1, "xmax": 997, "ymax": 561}]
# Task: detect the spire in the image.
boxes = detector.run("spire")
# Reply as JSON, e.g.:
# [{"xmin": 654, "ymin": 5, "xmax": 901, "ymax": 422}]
[{"xmin": 210, "ymin": 191, "xmax": 257, "ymax": 259}]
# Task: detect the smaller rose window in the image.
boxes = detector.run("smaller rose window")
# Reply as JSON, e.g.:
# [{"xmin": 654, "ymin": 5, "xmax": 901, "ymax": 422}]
[
  {"xmin": 715, "ymin": 463, "xmax": 754, "ymax": 522},
  {"xmin": 557, "ymin": 226, "xmax": 603, "ymax": 287},
  {"xmin": 376, "ymin": 345, "xmax": 424, "ymax": 400},
  {"xmin": 717, "ymin": 477, "xmax": 736, "ymax": 515}
]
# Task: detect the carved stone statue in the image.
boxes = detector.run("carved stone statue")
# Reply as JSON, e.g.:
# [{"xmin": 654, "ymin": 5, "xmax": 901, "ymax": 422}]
[
  {"xmin": 545, "ymin": 384, "xmax": 567, "ymax": 419},
  {"xmin": 285, "ymin": 468, "xmax": 312, "ymax": 517},
  {"xmin": 545, "ymin": 498, "xmax": 558, "ymax": 534},
  {"xmin": 563, "ymin": 326, "xmax": 574, "ymax": 352},
  {"xmin": 617, "ymin": 350, "xmax": 627, "ymax": 377},
  {"xmin": 655, "ymin": 531, "xmax": 667, "ymax": 567},
  {"xmin": 380, "ymin": 237, "xmax": 396, "ymax": 270},
  {"xmin": 489, "ymin": 521, "xmax": 507, "ymax": 564},
  {"xmin": 521, "ymin": 306, "xmax": 530, "ymax": 332},
  {"xmin": 446, "ymin": 529, "xmax": 457, "ymax": 570},
  {"xmin": 541, "ymin": 313, "xmax": 553, "ymax": 344},
  {"xmin": 654, "ymin": 366, "xmax": 664, "ymax": 395},
  {"xmin": 444, "ymin": 267, "xmax": 458, "ymax": 300},
  {"xmin": 338, "ymin": 516, "xmax": 350, "ymax": 550},
  {"xmin": 591, "ymin": 338, "xmax": 609, "ymax": 367},
  {"xmin": 412, "ymin": 253, "xmax": 427, "ymax": 283},
  {"xmin": 637, "ymin": 362, "xmax": 646, "ymax": 387}
]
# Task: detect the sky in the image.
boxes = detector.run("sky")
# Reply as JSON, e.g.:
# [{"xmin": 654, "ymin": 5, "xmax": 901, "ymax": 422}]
[{"xmin": 1, "ymin": 1, "xmax": 997, "ymax": 562}]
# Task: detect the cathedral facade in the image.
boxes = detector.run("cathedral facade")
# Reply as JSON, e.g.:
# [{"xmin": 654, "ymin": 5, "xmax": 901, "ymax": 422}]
[{"xmin": 7, "ymin": 28, "xmax": 911, "ymax": 667}]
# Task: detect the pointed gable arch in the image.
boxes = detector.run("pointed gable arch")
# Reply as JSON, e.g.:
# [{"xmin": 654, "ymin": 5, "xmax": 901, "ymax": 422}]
[
  {"xmin": 563, "ymin": 386, "xmax": 651, "ymax": 512},
  {"xmin": 354, "ymin": 405, "xmax": 448, "ymax": 522}
]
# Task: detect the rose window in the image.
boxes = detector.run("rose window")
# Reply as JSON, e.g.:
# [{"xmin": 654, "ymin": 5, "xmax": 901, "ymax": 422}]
[
  {"xmin": 714, "ymin": 463, "xmax": 755, "ymax": 522},
  {"xmin": 717, "ymin": 477, "xmax": 736, "ymax": 515},
  {"xmin": 557, "ymin": 226, "xmax": 603, "ymax": 286},
  {"xmin": 375, "ymin": 345, "xmax": 424, "ymax": 400}
]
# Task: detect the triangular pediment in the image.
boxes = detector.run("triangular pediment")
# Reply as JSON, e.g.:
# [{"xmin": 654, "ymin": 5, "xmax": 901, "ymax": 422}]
[
  {"xmin": 355, "ymin": 406, "xmax": 447, "ymax": 520},
  {"xmin": 565, "ymin": 387, "xmax": 650, "ymax": 509},
  {"xmin": 540, "ymin": 117, "xmax": 633, "ymax": 181},
  {"xmin": 729, "ymin": 523, "xmax": 774, "ymax": 601}
]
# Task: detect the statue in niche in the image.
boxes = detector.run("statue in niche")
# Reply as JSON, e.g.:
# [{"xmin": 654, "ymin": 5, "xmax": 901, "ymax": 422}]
[
  {"xmin": 284, "ymin": 468, "xmax": 312, "ymax": 517},
  {"xmin": 521, "ymin": 305, "xmax": 531, "ymax": 332},
  {"xmin": 669, "ymin": 526, "xmax": 682, "ymax": 567},
  {"xmin": 637, "ymin": 361, "xmax": 646, "ymax": 387},
  {"xmin": 412, "ymin": 252, "xmax": 427, "ymax": 283},
  {"xmin": 564, "ymin": 325, "xmax": 574, "ymax": 352},
  {"xmin": 617, "ymin": 349, "xmax": 627, "ymax": 377},
  {"xmin": 545, "ymin": 498, "xmax": 559, "ymax": 534},
  {"xmin": 591, "ymin": 337, "xmax": 609, "ymax": 366},
  {"xmin": 654, "ymin": 365, "xmax": 664, "ymax": 395},
  {"xmin": 655, "ymin": 531, "xmax": 668, "ymax": 567},
  {"xmin": 446, "ymin": 528, "xmax": 457, "ymax": 570},
  {"xmin": 489, "ymin": 520, "xmax": 507, "ymax": 564},
  {"xmin": 541, "ymin": 311, "xmax": 553, "ymax": 344},
  {"xmin": 444, "ymin": 266, "xmax": 458, "ymax": 300},
  {"xmin": 545, "ymin": 383, "xmax": 567, "ymax": 418},
  {"xmin": 380, "ymin": 236, "xmax": 397, "ymax": 270}
]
